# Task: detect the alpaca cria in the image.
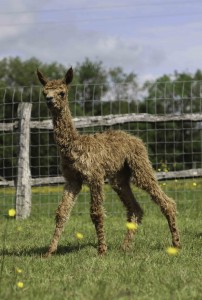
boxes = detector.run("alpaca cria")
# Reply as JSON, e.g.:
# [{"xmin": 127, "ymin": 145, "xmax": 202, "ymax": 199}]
[{"xmin": 37, "ymin": 67, "xmax": 181, "ymax": 257}]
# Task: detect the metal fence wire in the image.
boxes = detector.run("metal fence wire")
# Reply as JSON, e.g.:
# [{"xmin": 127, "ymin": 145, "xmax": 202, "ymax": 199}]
[{"xmin": 0, "ymin": 81, "xmax": 202, "ymax": 216}]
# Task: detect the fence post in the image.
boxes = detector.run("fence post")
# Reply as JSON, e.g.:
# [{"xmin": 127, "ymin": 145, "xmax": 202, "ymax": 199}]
[{"xmin": 15, "ymin": 103, "xmax": 32, "ymax": 219}]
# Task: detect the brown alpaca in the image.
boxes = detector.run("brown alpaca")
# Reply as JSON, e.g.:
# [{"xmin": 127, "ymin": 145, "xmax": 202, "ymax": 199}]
[{"xmin": 37, "ymin": 67, "xmax": 181, "ymax": 257}]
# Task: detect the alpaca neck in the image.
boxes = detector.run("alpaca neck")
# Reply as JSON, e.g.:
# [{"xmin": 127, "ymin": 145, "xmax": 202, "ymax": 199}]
[{"xmin": 52, "ymin": 106, "xmax": 78, "ymax": 150}]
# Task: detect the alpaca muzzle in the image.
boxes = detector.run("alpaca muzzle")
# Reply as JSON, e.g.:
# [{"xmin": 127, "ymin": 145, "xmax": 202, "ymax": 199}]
[{"xmin": 46, "ymin": 96, "xmax": 53, "ymax": 107}]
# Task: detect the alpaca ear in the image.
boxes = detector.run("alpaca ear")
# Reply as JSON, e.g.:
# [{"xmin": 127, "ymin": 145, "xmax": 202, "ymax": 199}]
[
  {"xmin": 37, "ymin": 68, "xmax": 48, "ymax": 86},
  {"xmin": 64, "ymin": 67, "xmax": 73, "ymax": 85}
]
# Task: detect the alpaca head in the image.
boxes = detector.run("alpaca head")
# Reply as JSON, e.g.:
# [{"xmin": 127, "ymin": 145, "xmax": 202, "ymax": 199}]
[{"xmin": 37, "ymin": 67, "xmax": 73, "ymax": 113}]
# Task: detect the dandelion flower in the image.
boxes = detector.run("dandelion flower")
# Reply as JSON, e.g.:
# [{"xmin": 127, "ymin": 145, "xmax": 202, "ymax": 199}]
[
  {"xmin": 76, "ymin": 232, "xmax": 84, "ymax": 240},
  {"xmin": 17, "ymin": 282, "xmax": 24, "ymax": 288},
  {"xmin": 8, "ymin": 209, "xmax": 16, "ymax": 217},
  {"xmin": 163, "ymin": 182, "xmax": 166, "ymax": 186},
  {"xmin": 126, "ymin": 222, "xmax": 138, "ymax": 230},
  {"xmin": 193, "ymin": 182, "xmax": 197, "ymax": 187},
  {"xmin": 16, "ymin": 268, "xmax": 23, "ymax": 274},
  {"xmin": 166, "ymin": 247, "xmax": 179, "ymax": 255}
]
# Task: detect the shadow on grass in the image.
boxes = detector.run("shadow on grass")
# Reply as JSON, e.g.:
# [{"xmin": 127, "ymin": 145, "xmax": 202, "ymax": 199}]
[{"xmin": 0, "ymin": 242, "xmax": 97, "ymax": 257}]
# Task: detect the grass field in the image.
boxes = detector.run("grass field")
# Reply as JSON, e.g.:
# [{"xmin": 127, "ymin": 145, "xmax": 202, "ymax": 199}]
[{"xmin": 0, "ymin": 180, "xmax": 202, "ymax": 300}]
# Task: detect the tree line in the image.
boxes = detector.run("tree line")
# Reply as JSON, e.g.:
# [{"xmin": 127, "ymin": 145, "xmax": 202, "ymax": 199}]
[{"xmin": 0, "ymin": 57, "xmax": 202, "ymax": 180}]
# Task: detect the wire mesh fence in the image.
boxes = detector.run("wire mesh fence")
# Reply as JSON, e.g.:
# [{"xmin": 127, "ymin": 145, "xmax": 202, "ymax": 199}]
[{"xmin": 0, "ymin": 81, "xmax": 202, "ymax": 217}]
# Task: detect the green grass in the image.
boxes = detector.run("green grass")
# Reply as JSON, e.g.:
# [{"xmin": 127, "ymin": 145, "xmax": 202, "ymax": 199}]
[
  {"xmin": 0, "ymin": 180, "xmax": 202, "ymax": 300},
  {"xmin": 1, "ymin": 178, "xmax": 202, "ymax": 216}
]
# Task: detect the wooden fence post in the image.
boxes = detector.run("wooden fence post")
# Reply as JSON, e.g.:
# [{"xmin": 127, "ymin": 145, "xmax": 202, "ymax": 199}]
[{"xmin": 15, "ymin": 103, "xmax": 32, "ymax": 219}]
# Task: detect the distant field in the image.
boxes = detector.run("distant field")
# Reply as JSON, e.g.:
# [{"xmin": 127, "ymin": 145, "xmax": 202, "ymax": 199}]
[
  {"xmin": 0, "ymin": 179, "xmax": 202, "ymax": 299},
  {"xmin": 0, "ymin": 178, "xmax": 202, "ymax": 217}
]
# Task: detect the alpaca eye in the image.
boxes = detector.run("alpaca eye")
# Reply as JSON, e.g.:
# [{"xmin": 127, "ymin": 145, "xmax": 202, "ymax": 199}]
[{"xmin": 59, "ymin": 91, "xmax": 65, "ymax": 98}]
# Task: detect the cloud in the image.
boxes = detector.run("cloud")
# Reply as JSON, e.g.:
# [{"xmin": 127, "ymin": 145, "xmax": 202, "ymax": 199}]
[
  {"xmin": 0, "ymin": 14, "xmax": 164, "ymax": 74},
  {"xmin": 0, "ymin": 0, "xmax": 50, "ymax": 49},
  {"xmin": 0, "ymin": 0, "xmax": 201, "ymax": 79}
]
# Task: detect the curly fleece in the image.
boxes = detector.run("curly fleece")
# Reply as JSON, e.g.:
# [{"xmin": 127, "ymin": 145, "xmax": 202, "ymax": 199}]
[{"xmin": 37, "ymin": 68, "xmax": 181, "ymax": 257}]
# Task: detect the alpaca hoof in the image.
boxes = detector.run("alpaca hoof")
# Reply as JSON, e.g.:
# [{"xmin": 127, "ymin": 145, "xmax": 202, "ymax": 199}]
[
  {"xmin": 121, "ymin": 243, "xmax": 131, "ymax": 252},
  {"xmin": 43, "ymin": 252, "xmax": 52, "ymax": 258},
  {"xmin": 173, "ymin": 241, "xmax": 181, "ymax": 249},
  {"xmin": 98, "ymin": 245, "xmax": 107, "ymax": 256}
]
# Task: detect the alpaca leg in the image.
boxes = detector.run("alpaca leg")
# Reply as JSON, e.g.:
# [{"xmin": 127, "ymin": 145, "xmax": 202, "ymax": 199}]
[
  {"xmin": 44, "ymin": 180, "xmax": 82, "ymax": 257},
  {"xmin": 150, "ymin": 187, "xmax": 181, "ymax": 248},
  {"xmin": 111, "ymin": 179, "xmax": 143, "ymax": 251},
  {"xmin": 131, "ymin": 158, "xmax": 181, "ymax": 248},
  {"xmin": 90, "ymin": 182, "xmax": 107, "ymax": 255}
]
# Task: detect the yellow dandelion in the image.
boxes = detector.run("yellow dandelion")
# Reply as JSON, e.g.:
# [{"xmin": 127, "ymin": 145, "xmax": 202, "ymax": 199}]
[
  {"xmin": 17, "ymin": 282, "xmax": 24, "ymax": 288},
  {"xmin": 193, "ymin": 182, "xmax": 197, "ymax": 187},
  {"xmin": 75, "ymin": 232, "xmax": 84, "ymax": 240},
  {"xmin": 166, "ymin": 247, "xmax": 179, "ymax": 255},
  {"xmin": 8, "ymin": 209, "xmax": 16, "ymax": 217},
  {"xmin": 163, "ymin": 182, "xmax": 166, "ymax": 186},
  {"xmin": 126, "ymin": 222, "xmax": 138, "ymax": 230},
  {"xmin": 16, "ymin": 268, "xmax": 23, "ymax": 274}
]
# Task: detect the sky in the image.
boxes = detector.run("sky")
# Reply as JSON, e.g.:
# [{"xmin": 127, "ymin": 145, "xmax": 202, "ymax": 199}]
[{"xmin": 1, "ymin": 0, "xmax": 202, "ymax": 82}]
